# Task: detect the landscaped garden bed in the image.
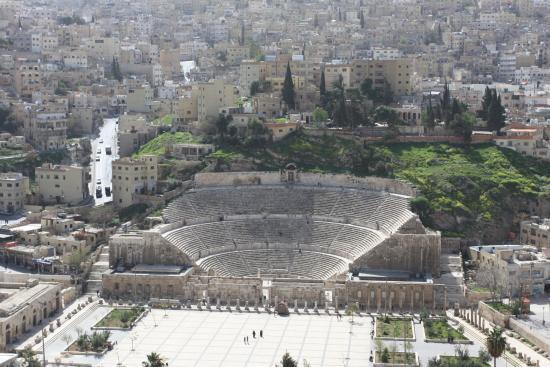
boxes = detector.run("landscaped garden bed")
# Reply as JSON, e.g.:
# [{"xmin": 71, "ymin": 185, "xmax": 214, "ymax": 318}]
[
  {"xmin": 375, "ymin": 349, "xmax": 417, "ymax": 366},
  {"xmin": 437, "ymin": 356, "xmax": 490, "ymax": 367},
  {"xmin": 485, "ymin": 301, "xmax": 514, "ymax": 315},
  {"xmin": 66, "ymin": 331, "xmax": 112, "ymax": 355},
  {"xmin": 93, "ymin": 306, "xmax": 146, "ymax": 329},
  {"xmin": 423, "ymin": 318, "xmax": 470, "ymax": 344},
  {"xmin": 376, "ymin": 316, "xmax": 415, "ymax": 340}
]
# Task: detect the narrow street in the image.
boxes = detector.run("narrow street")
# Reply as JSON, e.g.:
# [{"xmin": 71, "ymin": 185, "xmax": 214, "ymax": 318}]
[{"xmin": 89, "ymin": 117, "xmax": 119, "ymax": 206}]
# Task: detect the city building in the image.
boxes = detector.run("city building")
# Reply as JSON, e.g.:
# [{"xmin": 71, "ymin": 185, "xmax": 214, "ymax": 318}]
[
  {"xmin": 0, "ymin": 173, "xmax": 29, "ymax": 215},
  {"xmin": 112, "ymin": 155, "xmax": 158, "ymax": 208},
  {"xmin": 35, "ymin": 164, "xmax": 89, "ymax": 205}
]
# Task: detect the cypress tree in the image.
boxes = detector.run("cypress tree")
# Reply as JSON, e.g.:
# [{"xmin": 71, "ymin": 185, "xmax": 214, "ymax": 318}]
[
  {"xmin": 360, "ymin": 11, "xmax": 365, "ymax": 29},
  {"xmin": 282, "ymin": 62, "xmax": 295, "ymax": 110},
  {"xmin": 479, "ymin": 86, "xmax": 492, "ymax": 120},
  {"xmin": 320, "ymin": 70, "xmax": 326, "ymax": 96},
  {"xmin": 487, "ymin": 90, "xmax": 505, "ymax": 133}
]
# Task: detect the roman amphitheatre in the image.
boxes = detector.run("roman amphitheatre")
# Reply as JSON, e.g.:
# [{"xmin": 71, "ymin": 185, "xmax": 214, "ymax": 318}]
[{"xmin": 103, "ymin": 164, "xmax": 448, "ymax": 312}]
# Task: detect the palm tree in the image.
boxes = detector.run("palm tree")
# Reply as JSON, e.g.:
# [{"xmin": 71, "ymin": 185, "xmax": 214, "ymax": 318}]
[
  {"xmin": 486, "ymin": 327, "xmax": 506, "ymax": 367},
  {"xmin": 142, "ymin": 352, "xmax": 167, "ymax": 367}
]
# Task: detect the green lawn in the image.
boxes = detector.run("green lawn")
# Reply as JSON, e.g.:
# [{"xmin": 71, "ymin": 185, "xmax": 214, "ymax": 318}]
[
  {"xmin": 439, "ymin": 356, "xmax": 490, "ymax": 367},
  {"xmin": 423, "ymin": 318, "xmax": 468, "ymax": 341},
  {"xmin": 376, "ymin": 317, "xmax": 414, "ymax": 338},
  {"xmin": 486, "ymin": 302, "xmax": 514, "ymax": 315},
  {"xmin": 95, "ymin": 307, "xmax": 144, "ymax": 328},
  {"xmin": 133, "ymin": 132, "xmax": 200, "ymax": 157},
  {"xmin": 151, "ymin": 114, "xmax": 174, "ymax": 126},
  {"xmin": 375, "ymin": 350, "xmax": 416, "ymax": 364}
]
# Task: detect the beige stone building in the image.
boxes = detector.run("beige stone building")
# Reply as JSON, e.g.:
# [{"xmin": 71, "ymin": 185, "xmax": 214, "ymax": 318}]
[
  {"xmin": 126, "ymin": 84, "xmax": 154, "ymax": 114},
  {"xmin": 239, "ymin": 60, "xmax": 267, "ymax": 96},
  {"xmin": 470, "ymin": 245, "xmax": 549, "ymax": 297},
  {"xmin": 0, "ymin": 173, "xmax": 29, "ymax": 215},
  {"xmin": 195, "ymin": 79, "xmax": 240, "ymax": 122},
  {"xmin": 112, "ymin": 155, "xmax": 158, "ymax": 208},
  {"xmin": 0, "ymin": 280, "xmax": 62, "ymax": 350},
  {"xmin": 520, "ymin": 218, "xmax": 550, "ymax": 249},
  {"xmin": 35, "ymin": 164, "xmax": 89, "ymax": 205},
  {"xmin": 14, "ymin": 58, "xmax": 41, "ymax": 99},
  {"xmin": 324, "ymin": 58, "xmax": 414, "ymax": 96},
  {"xmin": 117, "ymin": 114, "xmax": 157, "ymax": 157}
]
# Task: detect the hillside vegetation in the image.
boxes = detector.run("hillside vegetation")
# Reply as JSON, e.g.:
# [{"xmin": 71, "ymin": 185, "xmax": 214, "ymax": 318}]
[
  {"xmin": 133, "ymin": 132, "xmax": 200, "ymax": 157},
  {"xmin": 216, "ymin": 131, "xmax": 550, "ymax": 241}
]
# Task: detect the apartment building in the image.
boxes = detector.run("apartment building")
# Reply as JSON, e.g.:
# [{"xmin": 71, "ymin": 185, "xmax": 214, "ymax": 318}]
[
  {"xmin": 117, "ymin": 114, "xmax": 157, "ymax": 157},
  {"xmin": 520, "ymin": 218, "xmax": 550, "ymax": 249},
  {"xmin": 112, "ymin": 155, "xmax": 158, "ymax": 208},
  {"xmin": 35, "ymin": 164, "xmax": 89, "ymax": 205},
  {"xmin": 0, "ymin": 173, "xmax": 29, "ymax": 215},
  {"xmin": 239, "ymin": 60, "xmax": 267, "ymax": 96},
  {"xmin": 324, "ymin": 58, "xmax": 413, "ymax": 96},
  {"xmin": 126, "ymin": 84, "xmax": 154, "ymax": 113},
  {"xmin": 24, "ymin": 110, "xmax": 68, "ymax": 151},
  {"xmin": 470, "ymin": 245, "xmax": 549, "ymax": 297},
  {"xmin": 14, "ymin": 59, "xmax": 42, "ymax": 99},
  {"xmin": 196, "ymin": 79, "xmax": 240, "ymax": 122}
]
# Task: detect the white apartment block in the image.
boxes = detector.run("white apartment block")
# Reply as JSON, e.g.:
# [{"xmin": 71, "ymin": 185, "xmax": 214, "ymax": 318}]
[{"xmin": 0, "ymin": 173, "xmax": 29, "ymax": 215}]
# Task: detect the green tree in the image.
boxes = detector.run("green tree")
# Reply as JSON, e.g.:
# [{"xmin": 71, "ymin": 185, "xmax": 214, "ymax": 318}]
[
  {"xmin": 111, "ymin": 57, "xmax": 122, "ymax": 82},
  {"xmin": 487, "ymin": 90, "xmax": 505, "ymax": 133},
  {"xmin": 0, "ymin": 107, "xmax": 17, "ymax": 133},
  {"xmin": 320, "ymin": 70, "xmax": 326, "ymax": 97},
  {"xmin": 279, "ymin": 352, "xmax": 298, "ymax": 367},
  {"xmin": 422, "ymin": 99, "xmax": 436, "ymax": 130},
  {"xmin": 312, "ymin": 107, "xmax": 329, "ymax": 124},
  {"xmin": 486, "ymin": 327, "xmax": 506, "ymax": 367},
  {"xmin": 214, "ymin": 114, "xmax": 233, "ymax": 142},
  {"xmin": 478, "ymin": 86, "xmax": 492, "ymax": 120},
  {"xmin": 410, "ymin": 195, "xmax": 432, "ymax": 225},
  {"xmin": 282, "ymin": 62, "xmax": 296, "ymax": 110},
  {"xmin": 18, "ymin": 346, "xmax": 41, "ymax": 367},
  {"xmin": 345, "ymin": 302, "xmax": 358, "ymax": 323},
  {"xmin": 142, "ymin": 352, "xmax": 167, "ymax": 367},
  {"xmin": 360, "ymin": 11, "xmax": 365, "ymax": 28},
  {"xmin": 381, "ymin": 347, "xmax": 390, "ymax": 363},
  {"xmin": 250, "ymin": 81, "xmax": 260, "ymax": 96}
]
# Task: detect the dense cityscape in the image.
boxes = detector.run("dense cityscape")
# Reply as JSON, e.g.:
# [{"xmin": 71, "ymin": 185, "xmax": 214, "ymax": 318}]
[{"xmin": 0, "ymin": 0, "xmax": 549, "ymax": 366}]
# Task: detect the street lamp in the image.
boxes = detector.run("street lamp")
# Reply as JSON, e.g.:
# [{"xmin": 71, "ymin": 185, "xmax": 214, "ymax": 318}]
[{"xmin": 39, "ymin": 301, "xmax": 47, "ymax": 367}]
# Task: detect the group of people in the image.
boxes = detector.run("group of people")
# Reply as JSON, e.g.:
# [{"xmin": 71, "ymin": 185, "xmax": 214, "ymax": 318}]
[{"xmin": 243, "ymin": 329, "xmax": 264, "ymax": 344}]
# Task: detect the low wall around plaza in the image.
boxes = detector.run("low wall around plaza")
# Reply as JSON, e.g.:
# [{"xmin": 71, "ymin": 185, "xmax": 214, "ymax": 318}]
[
  {"xmin": 509, "ymin": 317, "xmax": 550, "ymax": 352},
  {"xmin": 194, "ymin": 171, "xmax": 417, "ymax": 197},
  {"xmin": 478, "ymin": 301, "xmax": 510, "ymax": 328}
]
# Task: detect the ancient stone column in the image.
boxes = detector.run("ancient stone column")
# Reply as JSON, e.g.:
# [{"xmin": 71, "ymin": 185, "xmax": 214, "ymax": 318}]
[
  {"xmin": 294, "ymin": 299, "xmax": 298, "ymax": 313},
  {"xmin": 245, "ymin": 300, "xmax": 249, "ymax": 311},
  {"xmin": 216, "ymin": 298, "xmax": 221, "ymax": 310},
  {"xmin": 236, "ymin": 299, "xmax": 241, "ymax": 311},
  {"xmin": 304, "ymin": 300, "xmax": 308, "ymax": 313},
  {"xmin": 335, "ymin": 296, "xmax": 339, "ymax": 311},
  {"xmin": 314, "ymin": 301, "xmax": 318, "ymax": 313}
]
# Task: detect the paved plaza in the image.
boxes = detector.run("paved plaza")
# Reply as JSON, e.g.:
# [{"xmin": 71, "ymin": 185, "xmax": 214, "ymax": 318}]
[
  {"xmin": 34, "ymin": 304, "xmax": 515, "ymax": 367},
  {"xmin": 100, "ymin": 310, "xmax": 372, "ymax": 367}
]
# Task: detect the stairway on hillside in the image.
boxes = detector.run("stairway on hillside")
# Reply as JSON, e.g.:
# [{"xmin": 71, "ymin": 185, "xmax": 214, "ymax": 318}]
[
  {"xmin": 435, "ymin": 253, "xmax": 467, "ymax": 308},
  {"xmin": 86, "ymin": 245, "xmax": 109, "ymax": 295}
]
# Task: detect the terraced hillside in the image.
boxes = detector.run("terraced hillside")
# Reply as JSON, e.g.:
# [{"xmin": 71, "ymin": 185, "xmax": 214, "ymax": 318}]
[{"xmin": 210, "ymin": 131, "xmax": 550, "ymax": 242}]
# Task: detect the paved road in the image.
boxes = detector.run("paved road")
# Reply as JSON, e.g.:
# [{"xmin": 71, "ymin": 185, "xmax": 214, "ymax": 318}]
[{"xmin": 89, "ymin": 117, "xmax": 119, "ymax": 206}]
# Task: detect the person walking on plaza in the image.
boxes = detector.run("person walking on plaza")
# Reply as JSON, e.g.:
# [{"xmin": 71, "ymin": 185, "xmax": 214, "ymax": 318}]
[
  {"xmin": 260, "ymin": 330, "xmax": 263, "ymax": 338},
  {"xmin": 252, "ymin": 330, "xmax": 256, "ymax": 338}
]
